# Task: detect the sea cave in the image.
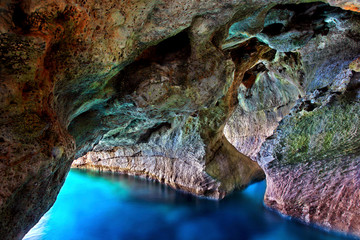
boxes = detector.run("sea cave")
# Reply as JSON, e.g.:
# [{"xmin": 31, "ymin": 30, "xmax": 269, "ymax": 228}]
[{"xmin": 0, "ymin": 0, "xmax": 360, "ymax": 239}]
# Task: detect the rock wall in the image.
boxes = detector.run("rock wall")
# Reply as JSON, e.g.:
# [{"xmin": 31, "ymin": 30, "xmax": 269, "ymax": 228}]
[
  {"xmin": 223, "ymin": 3, "xmax": 360, "ymax": 236},
  {"xmin": 260, "ymin": 89, "xmax": 360, "ymax": 236},
  {"xmin": 0, "ymin": 0, "xmax": 270, "ymax": 238},
  {"xmin": 73, "ymin": 135, "xmax": 264, "ymax": 199},
  {"xmin": 258, "ymin": 9, "xmax": 360, "ymax": 237},
  {"xmin": 224, "ymin": 51, "xmax": 302, "ymax": 160},
  {"xmin": 0, "ymin": 0, "xmax": 360, "ymax": 239},
  {"xmin": 71, "ymin": 34, "xmax": 269, "ymax": 199}
]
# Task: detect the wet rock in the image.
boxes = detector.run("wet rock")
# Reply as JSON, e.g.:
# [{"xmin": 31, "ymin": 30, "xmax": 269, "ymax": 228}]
[{"xmin": 73, "ymin": 146, "xmax": 223, "ymax": 198}]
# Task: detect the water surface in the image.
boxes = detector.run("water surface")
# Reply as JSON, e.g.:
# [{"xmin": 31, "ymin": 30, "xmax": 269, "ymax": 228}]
[{"xmin": 24, "ymin": 170, "xmax": 356, "ymax": 240}]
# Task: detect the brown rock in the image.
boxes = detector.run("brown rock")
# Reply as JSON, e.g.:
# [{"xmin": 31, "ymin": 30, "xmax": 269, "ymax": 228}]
[{"xmin": 0, "ymin": 1, "xmax": 360, "ymax": 239}]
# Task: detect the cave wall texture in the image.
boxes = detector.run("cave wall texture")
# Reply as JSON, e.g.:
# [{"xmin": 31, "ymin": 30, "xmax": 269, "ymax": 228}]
[{"xmin": 1, "ymin": 0, "xmax": 360, "ymax": 239}]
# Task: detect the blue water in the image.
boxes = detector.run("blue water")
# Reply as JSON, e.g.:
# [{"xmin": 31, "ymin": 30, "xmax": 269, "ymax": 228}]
[{"xmin": 24, "ymin": 170, "xmax": 356, "ymax": 240}]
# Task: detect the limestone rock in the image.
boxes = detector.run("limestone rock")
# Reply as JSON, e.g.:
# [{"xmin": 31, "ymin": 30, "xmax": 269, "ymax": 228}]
[
  {"xmin": 0, "ymin": 1, "xmax": 360, "ymax": 239},
  {"xmin": 73, "ymin": 147, "xmax": 223, "ymax": 198},
  {"xmin": 259, "ymin": 91, "xmax": 360, "ymax": 236},
  {"xmin": 1, "ymin": 0, "xmax": 269, "ymax": 238},
  {"xmin": 258, "ymin": 11, "xmax": 360, "ymax": 237},
  {"xmin": 225, "ymin": 51, "xmax": 303, "ymax": 160}
]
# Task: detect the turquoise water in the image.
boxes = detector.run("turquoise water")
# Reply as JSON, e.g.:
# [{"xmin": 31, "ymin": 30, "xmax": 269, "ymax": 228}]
[{"xmin": 24, "ymin": 170, "xmax": 356, "ymax": 240}]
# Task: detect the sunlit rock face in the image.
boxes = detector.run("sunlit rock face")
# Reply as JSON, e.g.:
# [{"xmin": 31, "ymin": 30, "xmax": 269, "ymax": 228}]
[
  {"xmin": 0, "ymin": 0, "xmax": 360, "ymax": 239},
  {"xmin": 327, "ymin": 0, "xmax": 360, "ymax": 12}
]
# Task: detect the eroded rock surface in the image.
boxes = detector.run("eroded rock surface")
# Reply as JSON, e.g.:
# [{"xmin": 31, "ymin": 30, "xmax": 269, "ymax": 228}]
[
  {"xmin": 1, "ymin": 0, "xmax": 271, "ymax": 238},
  {"xmin": 258, "ymin": 8, "xmax": 360, "ymax": 237},
  {"xmin": 72, "ymin": 36, "xmax": 269, "ymax": 199},
  {"xmin": 260, "ymin": 91, "xmax": 360, "ymax": 236},
  {"xmin": 224, "ymin": 2, "xmax": 356, "ymax": 162},
  {"xmin": 0, "ymin": 0, "xmax": 360, "ymax": 239},
  {"xmin": 222, "ymin": 3, "xmax": 360, "ymax": 236},
  {"xmin": 224, "ymin": 51, "xmax": 302, "ymax": 160},
  {"xmin": 73, "ymin": 134, "xmax": 264, "ymax": 199}
]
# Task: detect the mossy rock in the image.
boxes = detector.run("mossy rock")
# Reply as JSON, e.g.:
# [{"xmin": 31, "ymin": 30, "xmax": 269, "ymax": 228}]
[{"xmin": 274, "ymin": 96, "xmax": 360, "ymax": 165}]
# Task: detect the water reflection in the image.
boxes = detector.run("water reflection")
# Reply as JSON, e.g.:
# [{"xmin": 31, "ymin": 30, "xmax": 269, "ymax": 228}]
[{"xmin": 24, "ymin": 169, "xmax": 355, "ymax": 240}]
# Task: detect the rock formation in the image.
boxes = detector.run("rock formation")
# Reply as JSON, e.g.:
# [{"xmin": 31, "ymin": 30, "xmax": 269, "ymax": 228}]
[
  {"xmin": 258, "ymin": 49, "xmax": 360, "ymax": 237},
  {"xmin": 256, "ymin": 5, "xmax": 360, "ymax": 237},
  {"xmin": 0, "ymin": 0, "xmax": 360, "ymax": 239},
  {"xmin": 224, "ymin": 3, "xmax": 360, "ymax": 236},
  {"xmin": 224, "ymin": 51, "xmax": 302, "ymax": 160}
]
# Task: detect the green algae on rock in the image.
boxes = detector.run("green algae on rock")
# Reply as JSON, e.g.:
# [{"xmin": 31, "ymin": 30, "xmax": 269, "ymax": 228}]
[
  {"xmin": 257, "ymin": 6, "xmax": 360, "ymax": 236},
  {"xmin": 272, "ymin": 98, "xmax": 360, "ymax": 165}
]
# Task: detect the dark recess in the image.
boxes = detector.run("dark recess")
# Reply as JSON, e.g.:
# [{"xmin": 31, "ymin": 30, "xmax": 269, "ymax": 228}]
[
  {"xmin": 137, "ymin": 122, "xmax": 172, "ymax": 144},
  {"xmin": 113, "ymin": 30, "xmax": 191, "ymax": 97},
  {"xmin": 261, "ymin": 23, "xmax": 284, "ymax": 37},
  {"xmin": 12, "ymin": 4, "xmax": 30, "ymax": 33}
]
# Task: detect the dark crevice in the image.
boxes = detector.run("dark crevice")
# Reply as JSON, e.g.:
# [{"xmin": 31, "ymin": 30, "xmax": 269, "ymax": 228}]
[
  {"xmin": 283, "ymin": 52, "xmax": 300, "ymax": 65},
  {"xmin": 347, "ymin": 72, "xmax": 360, "ymax": 91},
  {"xmin": 228, "ymin": 38, "xmax": 269, "ymax": 100},
  {"xmin": 302, "ymin": 100, "xmax": 317, "ymax": 112},
  {"xmin": 262, "ymin": 49, "xmax": 277, "ymax": 62},
  {"xmin": 211, "ymin": 27, "xmax": 229, "ymax": 49},
  {"xmin": 137, "ymin": 122, "xmax": 172, "ymax": 144},
  {"xmin": 229, "ymin": 38, "xmax": 262, "ymax": 65},
  {"xmin": 260, "ymin": 2, "xmax": 349, "ymax": 41},
  {"xmin": 22, "ymin": 82, "xmax": 34, "ymax": 94},
  {"xmin": 243, "ymin": 71, "xmax": 256, "ymax": 90},
  {"xmin": 242, "ymin": 63, "xmax": 267, "ymax": 90},
  {"xmin": 261, "ymin": 23, "xmax": 285, "ymax": 37},
  {"xmin": 11, "ymin": 4, "xmax": 30, "ymax": 33},
  {"xmin": 113, "ymin": 30, "xmax": 191, "ymax": 97},
  {"xmin": 317, "ymin": 86, "xmax": 329, "ymax": 96}
]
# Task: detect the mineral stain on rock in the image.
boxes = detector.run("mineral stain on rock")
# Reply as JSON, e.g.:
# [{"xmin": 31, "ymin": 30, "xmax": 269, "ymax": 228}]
[{"xmin": 0, "ymin": 0, "xmax": 360, "ymax": 239}]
